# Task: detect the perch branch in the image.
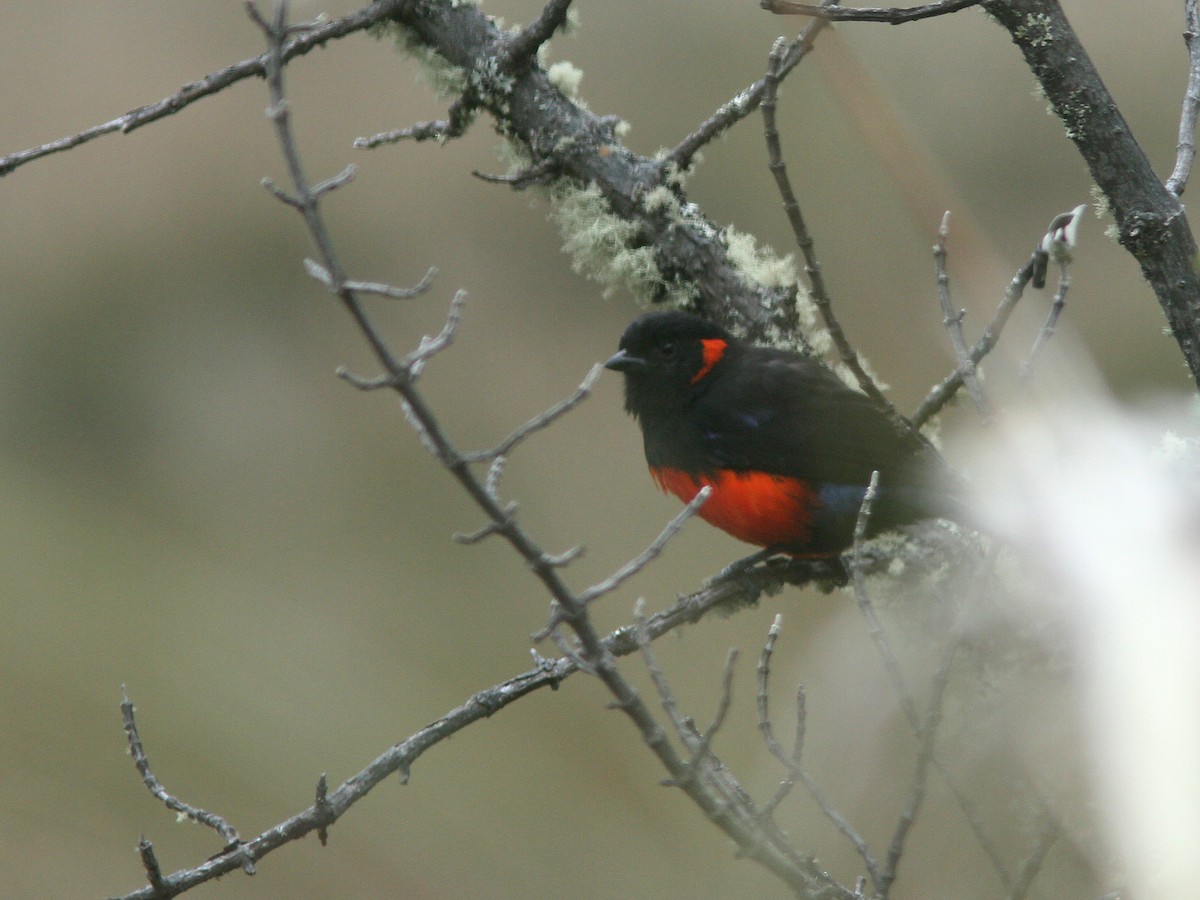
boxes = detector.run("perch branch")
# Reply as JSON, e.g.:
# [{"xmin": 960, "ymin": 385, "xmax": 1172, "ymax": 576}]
[{"xmin": 763, "ymin": 0, "xmax": 983, "ymax": 23}]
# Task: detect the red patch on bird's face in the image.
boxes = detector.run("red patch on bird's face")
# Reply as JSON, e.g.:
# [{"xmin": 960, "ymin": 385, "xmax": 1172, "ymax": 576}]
[
  {"xmin": 651, "ymin": 466, "xmax": 830, "ymax": 555},
  {"xmin": 690, "ymin": 339, "xmax": 727, "ymax": 384}
]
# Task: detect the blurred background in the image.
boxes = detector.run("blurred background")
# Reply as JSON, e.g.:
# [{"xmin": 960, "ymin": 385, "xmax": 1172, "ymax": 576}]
[{"xmin": 0, "ymin": 2, "xmax": 1193, "ymax": 897}]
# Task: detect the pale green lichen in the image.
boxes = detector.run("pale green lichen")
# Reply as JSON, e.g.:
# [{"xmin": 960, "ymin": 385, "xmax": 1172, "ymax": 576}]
[
  {"xmin": 1014, "ymin": 12, "xmax": 1053, "ymax": 47},
  {"xmin": 548, "ymin": 180, "xmax": 663, "ymax": 300},
  {"xmin": 1085, "ymin": 185, "xmax": 1121, "ymax": 244},
  {"xmin": 640, "ymin": 185, "xmax": 679, "ymax": 216},
  {"xmin": 477, "ymin": 56, "xmax": 514, "ymax": 95},
  {"xmin": 547, "ymin": 60, "xmax": 584, "ymax": 100},
  {"xmin": 720, "ymin": 226, "xmax": 829, "ymax": 355},
  {"xmin": 722, "ymin": 227, "xmax": 797, "ymax": 291},
  {"xmin": 372, "ymin": 22, "xmax": 470, "ymax": 98},
  {"xmin": 654, "ymin": 153, "xmax": 700, "ymax": 190},
  {"xmin": 494, "ymin": 135, "xmax": 530, "ymax": 173}
]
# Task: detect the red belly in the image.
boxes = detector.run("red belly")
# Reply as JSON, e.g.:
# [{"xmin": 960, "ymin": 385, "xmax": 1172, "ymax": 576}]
[{"xmin": 650, "ymin": 466, "xmax": 821, "ymax": 552}]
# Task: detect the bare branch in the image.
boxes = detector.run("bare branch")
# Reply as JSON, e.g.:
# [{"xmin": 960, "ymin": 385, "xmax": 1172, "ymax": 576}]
[
  {"xmin": 310, "ymin": 163, "xmax": 358, "ymax": 198},
  {"xmin": 111, "ymin": 562, "xmax": 803, "ymax": 900},
  {"xmin": 756, "ymin": 618, "xmax": 880, "ymax": 883},
  {"xmin": 404, "ymin": 289, "xmax": 468, "ymax": 376},
  {"xmin": 136, "ymin": 837, "xmax": 172, "ymax": 898},
  {"xmin": 762, "ymin": 36, "xmax": 904, "ymax": 425},
  {"xmin": 335, "ymin": 365, "xmax": 400, "ymax": 391},
  {"xmin": 506, "ymin": 0, "xmax": 575, "ymax": 62},
  {"xmin": 1007, "ymin": 815, "xmax": 1062, "ymax": 900},
  {"xmin": 668, "ymin": 6, "xmax": 831, "ymax": 171},
  {"xmin": 471, "ymin": 156, "xmax": 560, "ymax": 188},
  {"xmin": 756, "ymin": 614, "xmax": 792, "ymax": 766},
  {"xmin": 879, "ymin": 635, "xmax": 961, "ymax": 894},
  {"xmin": 1166, "ymin": 0, "xmax": 1200, "ymax": 195},
  {"xmin": 121, "ymin": 688, "xmax": 255, "ymax": 875},
  {"xmin": 452, "ymin": 502, "xmax": 517, "ymax": 545},
  {"xmin": 850, "ymin": 478, "xmax": 1018, "ymax": 889},
  {"xmin": 693, "ymin": 649, "xmax": 739, "ymax": 761},
  {"xmin": 983, "ymin": 0, "xmax": 1200, "ymax": 389},
  {"xmin": 574, "ymin": 486, "xmax": 711, "ymax": 606},
  {"xmin": 305, "ymin": 259, "xmax": 438, "ymax": 300},
  {"xmin": 633, "ymin": 598, "xmax": 703, "ymax": 749},
  {"xmin": 1020, "ymin": 262, "xmax": 1072, "ymax": 380},
  {"xmin": 851, "ymin": 473, "xmax": 921, "ymax": 727},
  {"xmin": 0, "ymin": 0, "xmax": 405, "ymax": 177},
  {"xmin": 912, "ymin": 255, "xmax": 1034, "ymax": 428},
  {"xmin": 933, "ymin": 211, "xmax": 991, "ymax": 420},
  {"xmin": 260, "ymin": 176, "xmax": 303, "ymax": 208},
  {"xmin": 464, "ymin": 364, "xmax": 602, "ymax": 462},
  {"xmin": 763, "ymin": 0, "xmax": 983, "ymax": 23},
  {"xmin": 355, "ymin": 96, "xmax": 477, "ymax": 148},
  {"xmin": 1022, "ymin": 205, "xmax": 1086, "ymax": 379}
]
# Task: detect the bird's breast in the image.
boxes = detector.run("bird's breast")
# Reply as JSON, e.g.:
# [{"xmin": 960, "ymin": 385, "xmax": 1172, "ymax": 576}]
[{"xmin": 649, "ymin": 466, "xmax": 826, "ymax": 554}]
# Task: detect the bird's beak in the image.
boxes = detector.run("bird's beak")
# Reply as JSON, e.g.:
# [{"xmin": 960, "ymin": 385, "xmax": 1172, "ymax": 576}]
[{"xmin": 604, "ymin": 349, "xmax": 647, "ymax": 372}]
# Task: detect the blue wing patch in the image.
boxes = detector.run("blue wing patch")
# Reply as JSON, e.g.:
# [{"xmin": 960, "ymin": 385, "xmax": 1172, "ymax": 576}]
[{"xmin": 817, "ymin": 483, "xmax": 869, "ymax": 514}]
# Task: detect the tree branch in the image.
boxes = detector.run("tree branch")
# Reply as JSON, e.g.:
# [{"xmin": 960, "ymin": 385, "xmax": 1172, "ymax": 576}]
[
  {"xmin": 983, "ymin": 0, "xmax": 1200, "ymax": 389},
  {"xmin": 933, "ymin": 212, "xmax": 991, "ymax": 420},
  {"xmin": 388, "ymin": 1, "xmax": 811, "ymax": 340},
  {"xmin": 762, "ymin": 36, "xmax": 901, "ymax": 422},
  {"xmin": 0, "ymin": 1, "xmax": 407, "ymax": 177},
  {"xmin": 763, "ymin": 0, "xmax": 984, "ymax": 23}
]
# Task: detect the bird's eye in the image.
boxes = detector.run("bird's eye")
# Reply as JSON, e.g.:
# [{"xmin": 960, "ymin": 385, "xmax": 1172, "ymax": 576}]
[{"xmin": 657, "ymin": 341, "xmax": 676, "ymax": 359}]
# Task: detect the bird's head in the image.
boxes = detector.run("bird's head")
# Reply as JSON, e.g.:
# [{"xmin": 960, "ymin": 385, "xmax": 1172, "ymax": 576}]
[{"xmin": 605, "ymin": 311, "xmax": 733, "ymax": 419}]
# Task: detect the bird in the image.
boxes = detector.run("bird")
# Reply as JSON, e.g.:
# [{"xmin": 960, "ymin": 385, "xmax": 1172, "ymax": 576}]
[{"xmin": 605, "ymin": 310, "xmax": 965, "ymax": 558}]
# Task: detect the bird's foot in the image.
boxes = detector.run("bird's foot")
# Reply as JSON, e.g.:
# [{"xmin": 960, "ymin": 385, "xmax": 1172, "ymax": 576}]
[{"xmin": 704, "ymin": 548, "xmax": 778, "ymax": 591}]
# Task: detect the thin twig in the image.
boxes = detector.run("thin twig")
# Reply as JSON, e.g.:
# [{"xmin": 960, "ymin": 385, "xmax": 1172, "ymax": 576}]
[
  {"xmin": 1006, "ymin": 813, "xmax": 1062, "ymax": 900},
  {"xmin": 505, "ymin": 0, "xmax": 575, "ymax": 62},
  {"xmin": 911, "ymin": 256, "xmax": 1034, "ymax": 428},
  {"xmin": 692, "ymin": 649, "xmax": 739, "ymax": 762},
  {"xmin": 763, "ymin": 0, "xmax": 983, "ymax": 23},
  {"xmin": 756, "ymin": 617, "xmax": 881, "ymax": 884},
  {"xmin": 1021, "ymin": 205, "xmax": 1085, "ymax": 379},
  {"xmin": 404, "ymin": 289, "xmax": 468, "ymax": 377},
  {"xmin": 355, "ymin": 96, "xmax": 477, "ymax": 148},
  {"xmin": 304, "ymin": 259, "xmax": 438, "ymax": 300},
  {"xmin": 463, "ymin": 364, "xmax": 602, "ymax": 462},
  {"xmin": 878, "ymin": 634, "xmax": 961, "ymax": 894},
  {"xmin": 121, "ymin": 688, "xmax": 255, "ymax": 875},
  {"xmin": 852, "ymin": 483, "xmax": 1017, "ymax": 891},
  {"xmin": 762, "ymin": 36, "xmax": 905, "ymax": 428},
  {"xmin": 572, "ymin": 486, "xmax": 712, "ymax": 607},
  {"xmin": 1019, "ymin": 259, "xmax": 1072, "ymax": 380},
  {"xmin": 137, "ymin": 837, "xmax": 172, "ymax": 898},
  {"xmin": 933, "ymin": 211, "xmax": 991, "ymax": 420},
  {"xmin": 756, "ymin": 614, "xmax": 792, "ymax": 764},
  {"xmin": 1166, "ymin": 0, "xmax": 1200, "ymax": 195},
  {"xmin": 471, "ymin": 156, "xmax": 560, "ymax": 188},
  {"xmin": 633, "ymin": 599, "xmax": 701, "ymax": 748},
  {"xmin": 667, "ymin": 3, "xmax": 833, "ymax": 170},
  {"xmin": 0, "ymin": 0, "xmax": 405, "ymax": 177},
  {"xmin": 851, "ymin": 473, "xmax": 921, "ymax": 727}
]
